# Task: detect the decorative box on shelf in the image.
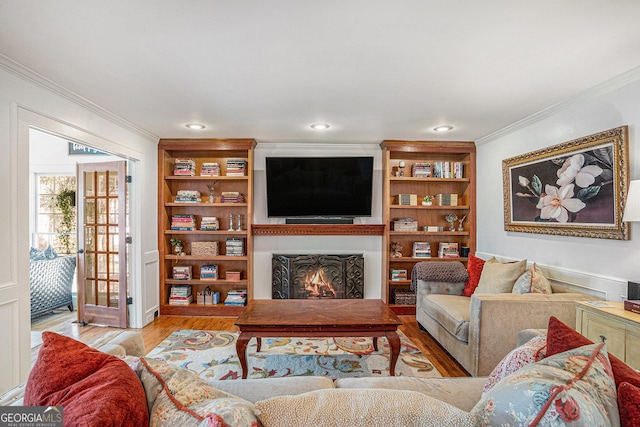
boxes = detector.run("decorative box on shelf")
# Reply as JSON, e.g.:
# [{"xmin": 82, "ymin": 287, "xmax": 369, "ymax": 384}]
[
  {"xmin": 393, "ymin": 218, "xmax": 418, "ymax": 231},
  {"xmin": 191, "ymin": 241, "xmax": 219, "ymax": 256},
  {"xmin": 226, "ymin": 271, "xmax": 241, "ymax": 281},
  {"xmin": 393, "ymin": 289, "xmax": 416, "ymax": 305}
]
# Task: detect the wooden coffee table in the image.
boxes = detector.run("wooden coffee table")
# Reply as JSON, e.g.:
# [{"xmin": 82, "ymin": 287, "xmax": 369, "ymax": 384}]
[{"xmin": 234, "ymin": 299, "xmax": 402, "ymax": 379}]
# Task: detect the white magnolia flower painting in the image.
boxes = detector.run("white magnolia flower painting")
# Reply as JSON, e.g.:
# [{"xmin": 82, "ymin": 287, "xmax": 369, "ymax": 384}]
[{"xmin": 502, "ymin": 126, "xmax": 630, "ymax": 240}]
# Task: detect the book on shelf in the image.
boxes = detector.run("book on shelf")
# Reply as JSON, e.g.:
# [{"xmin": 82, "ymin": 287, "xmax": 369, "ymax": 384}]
[
  {"xmin": 172, "ymin": 265, "xmax": 193, "ymax": 280},
  {"xmin": 423, "ymin": 225, "xmax": 444, "ymax": 232},
  {"xmin": 432, "ymin": 161, "xmax": 464, "ymax": 179},
  {"xmin": 397, "ymin": 194, "xmax": 418, "ymax": 206},
  {"xmin": 174, "ymin": 190, "xmax": 202, "ymax": 203},
  {"xmin": 412, "ymin": 242, "xmax": 431, "ymax": 258},
  {"xmin": 200, "ymin": 162, "xmax": 220, "ymax": 176},
  {"xmin": 225, "ymin": 238, "xmax": 245, "ymax": 256},
  {"xmin": 171, "ymin": 214, "xmax": 196, "ymax": 230},
  {"xmin": 169, "ymin": 284, "xmax": 193, "ymax": 305},
  {"xmin": 200, "ymin": 264, "xmax": 218, "ymax": 280},
  {"xmin": 391, "ymin": 269, "xmax": 408, "ymax": 281},
  {"xmin": 224, "ymin": 289, "xmax": 247, "ymax": 306},
  {"xmin": 220, "ymin": 192, "xmax": 244, "ymax": 203},
  {"xmin": 225, "ymin": 159, "xmax": 247, "ymax": 176},
  {"xmin": 200, "ymin": 216, "xmax": 220, "ymax": 231},
  {"xmin": 435, "ymin": 193, "xmax": 458, "ymax": 206},
  {"xmin": 438, "ymin": 242, "xmax": 459, "ymax": 258},
  {"xmin": 411, "ymin": 162, "xmax": 431, "ymax": 178},
  {"xmin": 173, "ymin": 159, "xmax": 196, "ymax": 176}
]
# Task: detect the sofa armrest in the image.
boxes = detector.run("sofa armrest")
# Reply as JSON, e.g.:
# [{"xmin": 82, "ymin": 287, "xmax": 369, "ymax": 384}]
[
  {"xmin": 468, "ymin": 292, "xmax": 599, "ymax": 376},
  {"xmin": 416, "ymin": 279, "xmax": 466, "ymax": 296}
]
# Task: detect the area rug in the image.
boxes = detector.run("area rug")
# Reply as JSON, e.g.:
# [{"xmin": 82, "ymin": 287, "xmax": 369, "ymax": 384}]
[{"xmin": 146, "ymin": 330, "xmax": 442, "ymax": 381}]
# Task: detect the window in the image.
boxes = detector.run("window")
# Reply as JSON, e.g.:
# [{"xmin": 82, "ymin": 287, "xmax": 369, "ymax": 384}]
[{"xmin": 35, "ymin": 175, "xmax": 77, "ymax": 254}]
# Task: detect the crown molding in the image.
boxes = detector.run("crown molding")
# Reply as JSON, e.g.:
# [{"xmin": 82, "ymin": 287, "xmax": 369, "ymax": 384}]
[
  {"xmin": 475, "ymin": 66, "xmax": 640, "ymax": 146},
  {"xmin": 0, "ymin": 54, "xmax": 158, "ymax": 143}
]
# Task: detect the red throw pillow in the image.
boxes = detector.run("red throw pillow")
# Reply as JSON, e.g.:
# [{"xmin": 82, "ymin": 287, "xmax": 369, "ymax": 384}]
[
  {"xmin": 546, "ymin": 316, "xmax": 640, "ymax": 389},
  {"xmin": 619, "ymin": 382, "xmax": 640, "ymax": 427},
  {"xmin": 462, "ymin": 253, "xmax": 485, "ymax": 297},
  {"xmin": 25, "ymin": 332, "xmax": 148, "ymax": 426}
]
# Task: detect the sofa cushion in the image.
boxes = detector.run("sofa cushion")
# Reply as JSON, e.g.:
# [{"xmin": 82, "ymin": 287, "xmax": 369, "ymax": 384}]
[
  {"xmin": 618, "ymin": 382, "xmax": 640, "ymax": 427},
  {"xmin": 255, "ymin": 388, "xmax": 475, "ymax": 427},
  {"xmin": 475, "ymin": 257, "xmax": 527, "ymax": 294},
  {"xmin": 462, "ymin": 253, "xmax": 485, "ymax": 296},
  {"xmin": 512, "ymin": 263, "xmax": 552, "ymax": 294},
  {"xmin": 546, "ymin": 316, "xmax": 640, "ymax": 389},
  {"xmin": 335, "ymin": 377, "xmax": 486, "ymax": 413},
  {"xmin": 208, "ymin": 376, "xmax": 334, "ymax": 403},
  {"xmin": 422, "ymin": 294, "xmax": 470, "ymax": 343},
  {"xmin": 136, "ymin": 357, "xmax": 260, "ymax": 427},
  {"xmin": 472, "ymin": 343, "xmax": 619, "ymax": 426},
  {"xmin": 24, "ymin": 332, "xmax": 148, "ymax": 427},
  {"xmin": 482, "ymin": 334, "xmax": 547, "ymax": 393}
]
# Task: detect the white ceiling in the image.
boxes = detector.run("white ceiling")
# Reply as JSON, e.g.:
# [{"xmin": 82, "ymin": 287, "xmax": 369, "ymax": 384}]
[{"xmin": 1, "ymin": 1, "xmax": 640, "ymax": 144}]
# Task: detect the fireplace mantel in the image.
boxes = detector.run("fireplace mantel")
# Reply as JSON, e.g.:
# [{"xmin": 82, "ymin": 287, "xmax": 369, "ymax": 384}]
[{"xmin": 251, "ymin": 224, "xmax": 385, "ymax": 236}]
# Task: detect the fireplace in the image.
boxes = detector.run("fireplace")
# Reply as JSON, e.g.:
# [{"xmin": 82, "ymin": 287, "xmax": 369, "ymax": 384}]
[{"xmin": 272, "ymin": 254, "xmax": 364, "ymax": 299}]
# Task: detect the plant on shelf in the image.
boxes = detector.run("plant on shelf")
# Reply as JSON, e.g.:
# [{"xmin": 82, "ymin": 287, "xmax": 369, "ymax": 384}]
[
  {"xmin": 54, "ymin": 188, "xmax": 76, "ymax": 254},
  {"xmin": 422, "ymin": 195, "xmax": 433, "ymax": 206},
  {"xmin": 170, "ymin": 238, "xmax": 184, "ymax": 255}
]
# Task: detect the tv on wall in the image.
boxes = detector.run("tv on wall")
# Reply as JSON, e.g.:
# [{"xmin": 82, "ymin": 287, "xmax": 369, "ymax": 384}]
[{"xmin": 265, "ymin": 156, "xmax": 374, "ymax": 219}]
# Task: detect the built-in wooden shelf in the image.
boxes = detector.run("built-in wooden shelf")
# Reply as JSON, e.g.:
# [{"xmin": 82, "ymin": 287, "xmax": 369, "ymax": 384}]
[{"xmin": 251, "ymin": 224, "xmax": 386, "ymax": 236}]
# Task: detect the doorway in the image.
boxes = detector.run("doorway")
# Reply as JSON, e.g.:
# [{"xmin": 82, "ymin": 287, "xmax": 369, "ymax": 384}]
[{"xmin": 29, "ymin": 129, "xmax": 131, "ymax": 345}]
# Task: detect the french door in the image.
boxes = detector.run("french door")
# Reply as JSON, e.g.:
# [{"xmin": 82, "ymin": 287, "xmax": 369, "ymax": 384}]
[{"xmin": 76, "ymin": 161, "xmax": 128, "ymax": 327}]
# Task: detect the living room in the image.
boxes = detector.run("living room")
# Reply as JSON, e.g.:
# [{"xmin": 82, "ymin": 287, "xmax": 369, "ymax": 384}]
[{"xmin": 2, "ymin": 2, "xmax": 640, "ymax": 425}]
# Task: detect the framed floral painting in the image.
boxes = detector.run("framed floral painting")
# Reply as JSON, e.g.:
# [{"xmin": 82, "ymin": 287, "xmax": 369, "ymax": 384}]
[{"xmin": 502, "ymin": 126, "xmax": 630, "ymax": 240}]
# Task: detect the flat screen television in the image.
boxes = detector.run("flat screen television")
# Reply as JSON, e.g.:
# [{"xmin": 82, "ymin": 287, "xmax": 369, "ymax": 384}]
[{"xmin": 265, "ymin": 156, "xmax": 374, "ymax": 218}]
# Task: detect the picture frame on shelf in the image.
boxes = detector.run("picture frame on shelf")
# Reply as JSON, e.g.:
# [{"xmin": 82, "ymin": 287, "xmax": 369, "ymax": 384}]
[{"xmin": 502, "ymin": 126, "xmax": 629, "ymax": 240}]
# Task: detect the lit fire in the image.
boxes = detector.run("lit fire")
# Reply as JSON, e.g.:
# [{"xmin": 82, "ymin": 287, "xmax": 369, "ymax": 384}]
[{"xmin": 304, "ymin": 269, "xmax": 337, "ymax": 298}]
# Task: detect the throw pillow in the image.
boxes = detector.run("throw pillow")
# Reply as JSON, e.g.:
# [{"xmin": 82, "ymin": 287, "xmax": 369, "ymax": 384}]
[
  {"xmin": 137, "ymin": 357, "xmax": 260, "ymax": 427},
  {"xmin": 482, "ymin": 334, "xmax": 547, "ymax": 394},
  {"xmin": 546, "ymin": 316, "xmax": 640, "ymax": 389},
  {"xmin": 512, "ymin": 263, "xmax": 553, "ymax": 294},
  {"xmin": 255, "ymin": 388, "xmax": 475, "ymax": 427},
  {"xmin": 29, "ymin": 247, "xmax": 47, "ymax": 261},
  {"xmin": 471, "ymin": 343, "xmax": 619, "ymax": 426},
  {"xmin": 474, "ymin": 257, "xmax": 527, "ymax": 294},
  {"xmin": 24, "ymin": 332, "xmax": 148, "ymax": 427},
  {"xmin": 462, "ymin": 253, "xmax": 485, "ymax": 296},
  {"xmin": 43, "ymin": 245, "xmax": 58, "ymax": 259},
  {"xmin": 618, "ymin": 382, "xmax": 640, "ymax": 427}
]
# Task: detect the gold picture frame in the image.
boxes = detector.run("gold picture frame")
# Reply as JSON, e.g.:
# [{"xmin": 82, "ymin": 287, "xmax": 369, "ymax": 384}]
[{"xmin": 502, "ymin": 126, "xmax": 630, "ymax": 240}]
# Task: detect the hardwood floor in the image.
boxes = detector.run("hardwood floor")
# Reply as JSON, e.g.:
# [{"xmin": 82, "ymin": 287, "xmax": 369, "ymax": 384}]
[{"xmin": 31, "ymin": 310, "xmax": 469, "ymax": 377}]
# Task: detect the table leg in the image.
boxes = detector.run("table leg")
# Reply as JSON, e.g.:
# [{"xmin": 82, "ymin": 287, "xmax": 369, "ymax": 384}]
[
  {"xmin": 373, "ymin": 337, "xmax": 379, "ymax": 352},
  {"xmin": 385, "ymin": 331, "xmax": 401, "ymax": 376},
  {"xmin": 236, "ymin": 332, "xmax": 250, "ymax": 379},
  {"xmin": 256, "ymin": 337, "xmax": 262, "ymax": 352}
]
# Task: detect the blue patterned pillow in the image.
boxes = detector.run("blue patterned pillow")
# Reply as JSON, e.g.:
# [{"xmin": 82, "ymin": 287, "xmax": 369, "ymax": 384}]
[
  {"xmin": 472, "ymin": 343, "xmax": 619, "ymax": 426},
  {"xmin": 29, "ymin": 247, "xmax": 47, "ymax": 261},
  {"xmin": 43, "ymin": 245, "xmax": 58, "ymax": 259}
]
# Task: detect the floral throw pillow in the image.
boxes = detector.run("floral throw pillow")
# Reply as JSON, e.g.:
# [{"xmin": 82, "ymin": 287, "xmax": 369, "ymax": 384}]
[
  {"xmin": 482, "ymin": 334, "xmax": 547, "ymax": 394},
  {"xmin": 472, "ymin": 343, "xmax": 619, "ymax": 427},
  {"xmin": 137, "ymin": 357, "xmax": 261, "ymax": 427},
  {"xmin": 512, "ymin": 263, "xmax": 552, "ymax": 294}
]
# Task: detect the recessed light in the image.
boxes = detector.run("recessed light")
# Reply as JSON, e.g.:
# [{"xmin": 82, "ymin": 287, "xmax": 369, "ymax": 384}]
[
  {"xmin": 310, "ymin": 123, "xmax": 330, "ymax": 130},
  {"xmin": 185, "ymin": 123, "xmax": 206, "ymax": 130},
  {"xmin": 433, "ymin": 125, "xmax": 453, "ymax": 132}
]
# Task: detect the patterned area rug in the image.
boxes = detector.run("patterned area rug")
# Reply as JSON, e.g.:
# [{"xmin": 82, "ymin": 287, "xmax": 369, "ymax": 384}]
[{"xmin": 146, "ymin": 330, "xmax": 442, "ymax": 381}]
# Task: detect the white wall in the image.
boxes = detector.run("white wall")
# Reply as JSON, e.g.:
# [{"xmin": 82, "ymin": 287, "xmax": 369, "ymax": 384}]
[
  {"xmin": 0, "ymin": 59, "xmax": 159, "ymax": 394},
  {"xmin": 252, "ymin": 143, "xmax": 384, "ymax": 300},
  {"xmin": 476, "ymin": 73, "xmax": 640, "ymax": 301}
]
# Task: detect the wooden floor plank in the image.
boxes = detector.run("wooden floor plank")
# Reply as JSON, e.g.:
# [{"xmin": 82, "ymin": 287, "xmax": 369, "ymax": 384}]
[{"xmin": 31, "ymin": 310, "xmax": 469, "ymax": 377}]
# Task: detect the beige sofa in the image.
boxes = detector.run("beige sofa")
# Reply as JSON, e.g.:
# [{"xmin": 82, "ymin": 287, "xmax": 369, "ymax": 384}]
[{"xmin": 415, "ymin": 264, "xmax": 600, "ymax": 376}]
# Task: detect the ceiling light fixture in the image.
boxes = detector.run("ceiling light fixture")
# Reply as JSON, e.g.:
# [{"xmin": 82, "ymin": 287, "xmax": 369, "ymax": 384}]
[
  {"xmin": 310, "ymin": 123, "xmax": 330, "ymax": 130},
  {"xmin": 433, "ymin": 126, "xmax": 453, "ymax": 132},
  {"xmin": 185, "ymin": 123, "xmax": 206, "ymax": 130}
]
